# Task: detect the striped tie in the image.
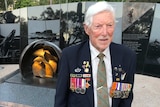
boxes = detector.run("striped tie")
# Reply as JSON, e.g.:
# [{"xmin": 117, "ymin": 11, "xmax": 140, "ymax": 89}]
[{"xmin": 97, "ymin": 53, "xmax": 110, "ymax": 107}]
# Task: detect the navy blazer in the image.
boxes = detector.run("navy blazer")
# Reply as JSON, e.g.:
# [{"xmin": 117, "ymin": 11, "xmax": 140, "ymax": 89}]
[{"xmin": 54, "ymin": 40, "xmax": 136, "ymax": 107}]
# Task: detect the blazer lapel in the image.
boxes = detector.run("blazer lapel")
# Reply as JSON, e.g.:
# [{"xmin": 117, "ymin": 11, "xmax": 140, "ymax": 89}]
[
  {"xmin": 77, "ymin": 40, "xmax": 94, "ymax": 107},
  {"xmin": 110, "ymin": 43, "xmax": 117, "ymax": 81},
  {"xmin": 110, "ymin": 43, "xmax": 121, "ymax": 106}
]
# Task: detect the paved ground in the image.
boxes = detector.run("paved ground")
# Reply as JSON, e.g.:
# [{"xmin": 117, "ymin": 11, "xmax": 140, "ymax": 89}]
[
  {"xmin": 0, "ymin": 64, "xmax": 19, "ymax": 83},
  {"xmin": 0, "ymin": 64, "xmax": 160, "ymax": 107},
  {"xmin": 132, "ymin": 74, "xmax": 160, "ymax": 107}
]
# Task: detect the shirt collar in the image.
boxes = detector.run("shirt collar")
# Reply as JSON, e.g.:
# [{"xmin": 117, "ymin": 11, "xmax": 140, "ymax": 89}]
[{"xmin": 89, "ymin": 41, "xmax": 110, "ymax": 60}]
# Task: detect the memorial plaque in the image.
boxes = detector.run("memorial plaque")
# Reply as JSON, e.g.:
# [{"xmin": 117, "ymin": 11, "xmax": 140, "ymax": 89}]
[
  {"xmin": 0, "ymin": 9, "xmax": 21, "ymax": 64},
  {"xmin": 122, "ymin": 2, "xmax": 156, "ymax": 73}
]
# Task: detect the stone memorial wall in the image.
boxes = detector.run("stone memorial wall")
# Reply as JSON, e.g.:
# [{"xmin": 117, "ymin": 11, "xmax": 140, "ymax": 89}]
[{"xmin": 0, "ymin": 2, "xmax": 159, "ymax": 77}]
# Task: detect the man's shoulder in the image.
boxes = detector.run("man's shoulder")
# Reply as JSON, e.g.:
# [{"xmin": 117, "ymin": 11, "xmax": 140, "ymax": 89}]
[
  {"xmin": 110, "ymin": 42, "xmax": 136, "ymax": 55},
  {"xmin": 62, "ymin": 40, "xmax": 89, "ymax": 53}
]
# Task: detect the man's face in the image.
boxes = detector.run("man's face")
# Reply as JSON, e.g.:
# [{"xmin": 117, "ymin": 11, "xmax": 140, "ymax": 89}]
[{"xmin": 84, "ymin": 11, "xmax": 115, "ymax": 52}]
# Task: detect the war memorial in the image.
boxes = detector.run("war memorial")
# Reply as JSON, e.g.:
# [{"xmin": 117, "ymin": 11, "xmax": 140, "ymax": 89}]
[{"xmin": 0, "ymin": 1, "xmax": 160, "ymax": 107}]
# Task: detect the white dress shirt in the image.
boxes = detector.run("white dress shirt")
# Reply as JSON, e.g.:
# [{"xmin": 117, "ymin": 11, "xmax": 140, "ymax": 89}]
[{"xmin": 89, "ymin": 41, "xmax": 113, "ymax": 107}]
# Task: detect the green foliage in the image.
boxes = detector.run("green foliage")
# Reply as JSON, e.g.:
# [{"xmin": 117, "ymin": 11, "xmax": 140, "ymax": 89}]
[
  {"xmin": 39, "ymin": 0, "xmax": 50, "ymax": 5},
  {"xmin": 14, "ymin": 0, "xmax": 39, "ymax": 9},
  {"xmin": 3, "ymin": 0, "xmax": 160, "ymax": 10}
]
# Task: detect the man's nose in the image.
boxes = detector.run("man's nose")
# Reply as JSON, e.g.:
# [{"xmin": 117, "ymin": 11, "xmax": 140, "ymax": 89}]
[{"xmin": 101, "ymin": 25, "xmax": 108, "ymax": 35}]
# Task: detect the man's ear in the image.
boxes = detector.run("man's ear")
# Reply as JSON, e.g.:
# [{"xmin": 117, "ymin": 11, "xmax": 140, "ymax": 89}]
[{"xmin": 83, "ymin": 24, "xmax": 89, "ymax": 36}]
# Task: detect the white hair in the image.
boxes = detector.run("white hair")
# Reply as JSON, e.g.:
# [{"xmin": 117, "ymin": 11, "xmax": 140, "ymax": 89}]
[{"xmin": 84, "ymin": 1, "xmax": 115, "ymax": 26}]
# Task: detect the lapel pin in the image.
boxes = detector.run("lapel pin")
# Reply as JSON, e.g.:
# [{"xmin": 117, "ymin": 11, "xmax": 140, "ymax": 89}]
[{"xmin": 75, "ymin": 67, "xmax": 81, "ymax": 73}]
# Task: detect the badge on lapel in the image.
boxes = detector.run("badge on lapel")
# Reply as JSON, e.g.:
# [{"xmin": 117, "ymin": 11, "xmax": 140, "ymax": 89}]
[
  {"xmin": 82, "ymin": 61, "xmax": 90, "ymax": 73},
  {"xmin": 114, "ymin": 65, "xmax": 126, "ymax": 82}
]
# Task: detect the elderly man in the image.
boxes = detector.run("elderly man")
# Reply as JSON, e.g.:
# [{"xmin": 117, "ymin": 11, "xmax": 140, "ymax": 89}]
[{"xmin": 54, "ymin": 1, "xmax": 136, "ymax": 107}]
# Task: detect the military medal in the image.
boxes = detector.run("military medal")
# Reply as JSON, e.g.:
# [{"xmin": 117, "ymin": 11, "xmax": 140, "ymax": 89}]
[
  {"xmin": 110, "ymin": 82, "xmax": 132, "ymax": 99},
  {"xmin": 75, "ymin": 78, "xmax": 81, "ymax": 93},
  {"xmin": 70, "ymin": 73, "xmax": 90, "ymax": 94},
  {"xmin": 70, "ymin": 77, "xmax": 76, "ymax": 91},
  {"xmin": 80, "ymin": 79, "xmax": 86, "ymax": 94},
  {"xmin": 70, "ymin": 61, "xmax": 91, "ymax": 94}
]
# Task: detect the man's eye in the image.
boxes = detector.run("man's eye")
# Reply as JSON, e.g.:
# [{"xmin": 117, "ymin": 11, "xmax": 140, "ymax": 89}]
[
  {"xmin": 95, "ymin": 25, "xmax": 102, "ymax": 28},
  {"xmin": 107, "ymin": 24, "xmax": 113, "ymax": 27}
]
